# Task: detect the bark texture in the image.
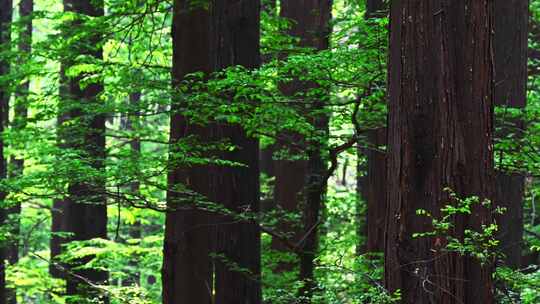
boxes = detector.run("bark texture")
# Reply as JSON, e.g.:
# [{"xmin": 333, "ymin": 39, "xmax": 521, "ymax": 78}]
[
  {"xmin": 211, "ymin": 2, "xmax": 261, "ymax": 303},
  {"xmin": 361, "ymin": 0, "xmax": 387, "ymax": 254},
  {"xmin": 385, "ymin": 1, "xmax": 495, "ymax": 303},
  {"xmin": 163, "ymin": 1, "xmax": 261, "ymax": 303},
  {"xmin": 493, "ymin": 0, "xmax": 528, "ymax": 269},
  {"xmin": 0, "ymin": 1, "xmax": 11, "ymax": 304}
]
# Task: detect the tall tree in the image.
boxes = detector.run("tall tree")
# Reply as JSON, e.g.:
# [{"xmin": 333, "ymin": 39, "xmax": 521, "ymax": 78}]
[
  {"xmin": 268, "ymin": 5, "xmax": 332, "ymax": 303},
  {"xmin": 162, "ymin": 3, "xmax": 213, "ymax": 303},
  {"xmin": 120, "ymin": 91, "xmax": 142, "ymax": 287},
  {"xmin": 359, "ymin": 0, "xmax": 387, "ymax": 254},
  {"xmin": 4, "ymin": 2, "xmax": 33, "ymax": 303},
  {"xmin": 57, "ymin": 0, "xmax": 108, "ymax": 301},
  {"xmin": 163, "ymin": 1, "xmax": 261, "ymax": 303},
  {"xmin": 272, "ymin": 1, "xmax": 332, "ymax": 302},
  {"xmin": 384, "ymin": 1, "xmax": 495, "ymax": 303},
  {"xmin": 0, "ymin": 1, "xmax": 11, "ymax": 303},
  {"xmin": 8, "ymin": 0, "xmax": 33, "ymax": 269},
  {"xmin": 259, "ymin": 0, "xmax": 277, "ymax": 179},
  {"xmin": 493, "ymin": 0, "xmax": 528, "ymax": 269}
]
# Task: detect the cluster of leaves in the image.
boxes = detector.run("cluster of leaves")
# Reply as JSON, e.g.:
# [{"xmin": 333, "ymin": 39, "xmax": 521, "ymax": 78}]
[{"xmin": 414, "ymin": 189, "xmax": 504, "ymax": 265}]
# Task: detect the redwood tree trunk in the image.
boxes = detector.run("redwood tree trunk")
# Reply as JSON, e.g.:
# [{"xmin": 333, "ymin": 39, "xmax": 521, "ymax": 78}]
[
  {"xmin": 385, "ymin": 1, "xmax": 495, "ymax": 303},
  {"xmin": 59, "ymin": 0, "xmax": 108, "ymax": 302},
  {"xmin": 361, "ymin": 0, "xmax": 387, "ymax": 254},
  {"xmin": 163, "ymin": 3, "xmax": 213, "ymax": 303},
  {"xmin": 0, "ymin": 2, "xmax": 11, "ymax": 304},
  {"xmin": 211, "ymin": 1, "xmax": 261, "ymax": 303},
  {"xmin": 275, "ymin": 1, "xmax": 332, "ymax": 303},
  {"xmin": 493, "ymin": 0, "xmax": 528, "ymax": 269},
  {"xmin": 163, "ymin": 1, "xmax": 261, "ymax": 303},
  {"xmin": 364, "ymin": 128, "xmax": 386, "ymax": 253}
]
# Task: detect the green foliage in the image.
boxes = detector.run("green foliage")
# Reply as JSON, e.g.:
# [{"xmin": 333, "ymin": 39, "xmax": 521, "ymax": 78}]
[
  {"xmin": 414, "ymin": 189, "xmax": 503, "ymax": 265},
  {"xmin": 0, "ymin": 0, "xmax": 538, "ymax": 303}
]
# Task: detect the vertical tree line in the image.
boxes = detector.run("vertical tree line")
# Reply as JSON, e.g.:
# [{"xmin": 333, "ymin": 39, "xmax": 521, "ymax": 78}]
[
  {"xmin": 163, "ymin": 0, "xmax": 261, "ymax": 303},
  {"xmin": 384, "ymin": 1, "xmax": 495, "ymax": 302},
  {"xmin": 493, "ymin": 0, "xmax": 529, "ymax": 269},
  {"xmin": 54, "ymin": 0, "xmax": 108, "ymax": 302}
]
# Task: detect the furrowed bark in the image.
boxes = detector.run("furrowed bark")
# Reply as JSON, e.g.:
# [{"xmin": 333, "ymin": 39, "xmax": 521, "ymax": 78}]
[
  {"xmin": 385, "ymin": 1, "xmax": 495, "ymax": 303},
  {"xmin": 164, "ymin": 1, "xmax": 261, "ymax": 303}
]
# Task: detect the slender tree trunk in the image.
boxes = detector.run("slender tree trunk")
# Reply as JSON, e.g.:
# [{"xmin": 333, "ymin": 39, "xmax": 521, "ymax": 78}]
[
  {"xmin": 359, "ymin": 0, "xmax": 387, "ymax": 255},
  {"xmin": 0, "ymin": 2, "xmax": 12, "ymax": 304},
  {"xmin": 163, "ymin": 1, "xmax": 261, "ymax": 303},
  {"xmin": 122, "ymin": 92, "xmax": 142, "ymax": 287},
  {"xmin": 259, "ymin": 146, "xmax": 275, "ymax": 177},
  {"xmin": 385, "ymin": 1, "xmax": 495, "ymax": 303},
  {"xmin": 4, "ymin": 2, "xmax": 32, "ymax": 303},
  {"xmin": 274, "ymin": 1, "xmax": 332, "ymax": 303},
  {"xmin": 493, "ymin": 0, "xmax": 528, "ymax": 270},
  {"xmin": 269, "ymin": 4, "xmax": 332, "ymax": 301},
  {"xmin": 364, "ymin": 128, "xmax": 386, "ymax": 253},
  {"xmin": 259, "ymin": 0, "xmax": 277, "ymax": 179},
  {"xmin": 58, "ymin": 1, "xmax": 108, "ymax": 302}
]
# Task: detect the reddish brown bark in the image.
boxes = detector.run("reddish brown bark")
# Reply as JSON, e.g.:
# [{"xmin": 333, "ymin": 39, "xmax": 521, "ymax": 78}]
[
  {"xmin": 163, "ymin": 1, "xmax": 261, "ymax": 303},
  {"xmin": 493, "ymin": 0, "xmax": 528, "ymax": 269},
  {"xmin": 163, "ymin": 2, "xmax": 213, "ymax": 303},
  {"xmin": 385, "ymin": 1, "xmax": 495, "ymax": 303},
  {"xmin": 269, "ymin": 3, "xmax": 332, "ymax": 303},
  {"xmin": 361, "ymin": 0, "xmax": 387, "ymax": 255},
  {"xmin": 364, "ymin": 128, "xmax": 386, "ymax": 253}
]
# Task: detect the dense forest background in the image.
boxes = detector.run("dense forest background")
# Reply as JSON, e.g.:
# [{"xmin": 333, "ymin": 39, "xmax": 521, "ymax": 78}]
[{"xmin": 0, "ymin": 0, "xmax": 539, "ymax": 303}]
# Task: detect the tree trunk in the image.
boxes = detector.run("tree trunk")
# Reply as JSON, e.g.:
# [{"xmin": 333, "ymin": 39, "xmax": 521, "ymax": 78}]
[
  {"xmin": 211, "ymin": 1, "xmax": 261, "ymax": 303},
  {"xmin": 360, "ymin": 0, "xmax": 387, "ymax": 255},
  {"xmin": 365, "ymin": 0, "xmax": 386, "ymax": 18},
  {"xmin": 50, "ymin": 64, "xmax": 68, "ymax": 279},
  {"xmin": 122, "ymin": 92, "xmax": 142, "ymax": 287},
  {"xmin": 364, "ymin": 128, "xmax": 386, "ymax": 253},
  {"xmin": 58, "ymin": 0, "xmax": 108, "ymax": 302},
  {"xmin": 3, "ymin": 1, "xmax": 32, "ymax": 303},
  {"xmin": 163, "ymin": 1, "xmax": 261, "ymax": 303},
  {"xmin": 275, "ymin": 1, "xmax": 332, "ymax": 303},
  {"xmin": 0, "ymin": 2, "xmax": 12, "ymax": 304},
  {"xmin": 493, "ymin": 0, "xmax": 528, "ymax": 269},
  {"xmin": 163, "ymin": 3, "xmax": 213, "ymax": 303},
  {"xmin": 385, "ymin": 1, "xmax": 495, "ymax": 303}
]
